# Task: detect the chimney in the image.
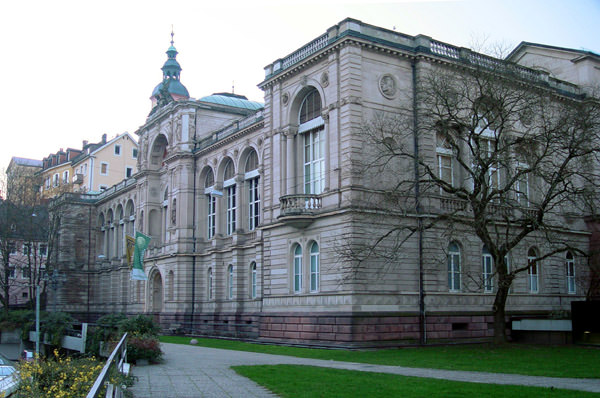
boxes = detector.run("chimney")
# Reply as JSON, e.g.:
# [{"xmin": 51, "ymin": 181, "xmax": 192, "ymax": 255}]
[
  {"xmin": 102, "ymin": 134, "xmax": 107, "ymax": 144},
  {"xmin": 83, "ymin": 140, "xmax": 88, "ymax": 147}
]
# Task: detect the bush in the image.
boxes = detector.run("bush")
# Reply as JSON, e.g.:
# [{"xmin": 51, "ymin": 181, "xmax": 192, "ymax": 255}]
[
  {"xmin": 118, "ymin": 315, "xmax": 160, "ymax": 336},
  {"xmin": 0, "ymin": 310, "xmax": 33, "ymax": 331},
  {"xmin": 126, "ymin": 335, "xmax": 163, "ymax": 364},
  {"xmin": 14, "ymin": 349, "xmax": 103, "ymax": 398}
]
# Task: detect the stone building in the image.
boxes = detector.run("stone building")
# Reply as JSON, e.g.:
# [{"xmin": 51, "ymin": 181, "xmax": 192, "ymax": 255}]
[{"xmin": 48, "ymin": 19, "xmax": 599, "ymax": 345}]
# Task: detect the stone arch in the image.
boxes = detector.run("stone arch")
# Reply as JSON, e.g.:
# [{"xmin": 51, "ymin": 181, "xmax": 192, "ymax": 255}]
[
  {"xmin": 217, "ymin": 156, "xmax": 236, "ymax": 183},
  {"xmin": 149, "ymin": 134, "xmax": 169, "ymax": 169},
  {"xmin": 287, "ymin": 84, "xmax": 325, "ymax": 127},
  {"xmin": 125, "ymin": 199, "xmax": 135, "ymax": 235},
  {"xmin": 149, "ymin": 269, "xmax": 163, "ymax": 312}
]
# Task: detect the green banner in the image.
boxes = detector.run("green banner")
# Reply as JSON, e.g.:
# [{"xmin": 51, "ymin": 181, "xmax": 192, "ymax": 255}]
[{"xmin": 131, "ymin": 231, "xmax": 151, "ymax": 280}]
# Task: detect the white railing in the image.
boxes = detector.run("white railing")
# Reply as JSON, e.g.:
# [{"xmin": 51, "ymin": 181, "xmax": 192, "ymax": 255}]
[
  {"xmin": 87, "ymin": 333, "xmax": 128, "ymax": 398},
  {"xmin": 430, "ymin": 40, "xmax": 460, "ymax": 59}
]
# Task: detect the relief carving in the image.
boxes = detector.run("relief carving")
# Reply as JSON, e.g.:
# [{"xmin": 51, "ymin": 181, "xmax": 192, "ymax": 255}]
[{"xmin": 379, "ymin": 74, "xmax": 397, "ymax": 99}]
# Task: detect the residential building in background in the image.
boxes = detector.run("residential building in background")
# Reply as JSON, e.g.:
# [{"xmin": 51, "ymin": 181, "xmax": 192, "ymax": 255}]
[{"xmin": 6, "ymin": 157, "xmax": 42, "ymax": 206}]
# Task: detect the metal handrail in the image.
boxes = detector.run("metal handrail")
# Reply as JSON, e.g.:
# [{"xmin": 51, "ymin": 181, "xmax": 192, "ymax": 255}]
[{"xmin": 87, "ymin": 332, "xmax": 128, "ymax": 398}]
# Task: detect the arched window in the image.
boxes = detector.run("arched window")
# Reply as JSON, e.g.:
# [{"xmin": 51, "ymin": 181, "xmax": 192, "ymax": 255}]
[
  {"xmin": 299, "ymin": 89, "xmax": 324, "ymax": 195},
  {"xmin": 227, "ymin": 264, "xmax": 234, "ymax": 300},
  {"xmin": 207, "ymin": 268, "xmax": 213, "ymax": 300},
  {"xmin": 245, "ymin": 149, "xmax": 260, "ymax": 231},
  {"xmin": 310, "ymin": 242, "xmax": 320, "ymax": 292},
  {"xmin": 162, "ymin": 188, "xmax": 169, "ymax": 242},
  {"xmin": 250, "ymin": 262, "xmax": 257, "ymax": 299},
  {"xmin": 482, "ymin": 245, "xmax": 493, "ymax": 293},
  {"xmin": 293, "ymin": 245, "xmax": 302, "ymax": 293},
  {"xmin": 448, "ymin": 242, "xmax": 461, "ymax": 292},
  {"xmin": 527, "ymin": 248, "xmax": 539, "ymax": 293},
  {"xmin": 116, "ymin": 205, "xmax": 124, "ymax": 257},
  {"xmin": 224, "ymin": 159, "xmax": 236, "ymax": 235},
  {"xmin": 204, "ymin": 169, "xmax": 216, "ymax": 239},
  {"xmin": 566, "ymin": 251, "xmax": 575, "ymax": 294},
  {"xmin": 126, "ymin": 200, "xmax": 135, "ymax": 235},
  {"xmin": 171, "ymin": 198, "xmax": 177, "ymax": 226},
  {"xmin": 436, "ymin": 131, "xmax": 454, "ymax": 191},
  {"xmin": 167, "ymin": 270, "xmax": 174, "ymax": 301}
]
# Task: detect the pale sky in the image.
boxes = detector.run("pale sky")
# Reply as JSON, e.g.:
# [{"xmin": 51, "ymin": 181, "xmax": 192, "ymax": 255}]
[{"xmin": 0, "ymin": 0, "xmax": 598, "ymax": 173}]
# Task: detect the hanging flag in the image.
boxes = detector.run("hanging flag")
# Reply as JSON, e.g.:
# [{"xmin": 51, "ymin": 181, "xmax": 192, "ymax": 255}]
[
  {"xmin": 125, "ymin": 235, "xmax": 136, "ymax": 267},
  {"xmin": 131, "ymin": 231, "xmax": 151, "ymax": 280}
]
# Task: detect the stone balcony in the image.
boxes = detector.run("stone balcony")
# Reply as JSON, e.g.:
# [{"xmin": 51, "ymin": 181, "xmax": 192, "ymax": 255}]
[{"xmin": 278, "ymin": 194, "xmax": 322, "ymax": 228}]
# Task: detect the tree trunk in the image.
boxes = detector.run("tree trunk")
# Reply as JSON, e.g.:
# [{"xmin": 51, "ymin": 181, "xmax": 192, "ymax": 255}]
[{"xmin": 492, "ymin": 280, "xmax": 510, "ymax": 344}]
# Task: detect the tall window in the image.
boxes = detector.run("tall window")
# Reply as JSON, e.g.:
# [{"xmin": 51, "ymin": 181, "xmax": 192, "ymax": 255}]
[
  {"xmin": 227, "ymin": 264, "xmax": 234, "ymax": 299},
  {"xmin": 516, "ymin": 164, "xmax": 530, "ymax": 207},
  {"xmin": 436, "ymin": 131, "xmax": 453, "ymax": 190},
  {"xmin": 245, "ymin": 150, "xmax": 260, "ymax": 231},
  {"xmin": 293, "ymin": 245, "xmax": 302, "ymax": 293},
  {"xmin": 62, "ymin": 170, "xmax": 69, "ymax": 184},
  {"xmin": 100, "ymin": 162, "xmax": 108, "ymax": 175},
  {"xmin": 205, "ymin": 170, "xmax": 216, "ymax": 239},
  {"xmin": 250, "ymin": 262, "xmax": 257, "ymax": 299},
  {"xmin": 299, "ymin": 89, "xmax": 324, "ymax": 195},
  {"xmin": 310, "ymin": 242, "xmax": 320, "ymax": 292},
  {"xmin": 207, "ymin": 268, "xmax": 213, "ymax": 300},
  {"xmin": 566, "ymin": 251, "xmax": 575, "ymax": 294},
  {"xmin": 224, "ymin": 159, "xmax": 236, "ymax": 235},
  {"xmin": 482, "ymin": 246, "xmax": 493, "ymax": 293},
  {"xmin": 448, "ymin": 242, "xmax": 461, "ymax": 291},
  {"xmin": 162, "ymin": 189, "xmax": 169, "ymax": 242},
  {"xmin": 114, "ymin": 145, "xmax": 121, "ymax": 155},
  {"xmin": 527, "ymin": 248, "xmax": 539, "ymax": 293}
]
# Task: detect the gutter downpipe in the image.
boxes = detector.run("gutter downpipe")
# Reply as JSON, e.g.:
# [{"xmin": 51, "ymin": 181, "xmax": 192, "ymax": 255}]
[
  {"xmin": 190, "ymin": 119, "xmax": 198, "ymax": 332},
  {"xmin": 412, "ymin": 58, "xmax": 426, "ymax": 345}
]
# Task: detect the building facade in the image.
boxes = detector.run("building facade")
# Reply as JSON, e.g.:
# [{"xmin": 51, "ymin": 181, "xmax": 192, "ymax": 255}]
[{"xmin": 48, "ymin": 19, "xmax": 599, "ymax": 345}]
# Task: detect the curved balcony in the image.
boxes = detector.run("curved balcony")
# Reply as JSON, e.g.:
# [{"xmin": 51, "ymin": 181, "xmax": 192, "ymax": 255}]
[{"xmin": 278, "ymin": 194, "xmax": 322, "ymax": 228}]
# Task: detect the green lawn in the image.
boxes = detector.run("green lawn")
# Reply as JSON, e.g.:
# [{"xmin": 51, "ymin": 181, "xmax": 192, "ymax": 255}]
[
  {"xmin": 160, "ymin": 335, "xmax": 600, "ymax": 378},
  {"xmin": 232, "ymin": 365, "xmax": 600, "ymax": 398}
]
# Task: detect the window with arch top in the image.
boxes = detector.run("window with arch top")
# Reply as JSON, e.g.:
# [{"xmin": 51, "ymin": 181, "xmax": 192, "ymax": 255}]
[
  {"xmin": 527, "ymin": 248, "xmax": 539, "ymax": 293},
  {"xmin": 293, "ymin": 244, "xmax": 302, "ymax": 293},
  {"xmin": 245, "ymin": 149, "xmax": 260, "ymax": 231},
  {"xmin": 298, "ymin": 88, "xmax": 325, "ymax": 195},
  {"xmin": 310, "ymin": 242, "xmax": 320, "ymax": 292},
  {"xmin": 448, "ymin": 242, "xmax": 461, "ymax": 292},
  {"xmin": 205, "ymin": 169, "xmax": 216, "ymax": 239},
  {"xmin": 224, "ymin": 159, "xmax": 237, "ymax": 235}
]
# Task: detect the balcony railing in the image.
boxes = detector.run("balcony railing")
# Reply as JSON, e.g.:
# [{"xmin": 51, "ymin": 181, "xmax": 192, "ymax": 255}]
[{"xmin": 279, "ymin": 194, "xmax": 322, "ymax": 217}]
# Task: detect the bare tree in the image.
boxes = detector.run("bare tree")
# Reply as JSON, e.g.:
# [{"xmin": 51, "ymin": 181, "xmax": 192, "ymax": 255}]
[{"xmin": 348, "ymin": 57, "xmax": 600, "ymax": 344}]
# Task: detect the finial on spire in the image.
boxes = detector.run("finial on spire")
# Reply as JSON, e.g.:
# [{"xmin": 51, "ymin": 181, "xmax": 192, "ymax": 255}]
[
  {"xmin": 232, "ymin": 80, "xmax": 235, "ymax": 94},
  {"xmin": 171, "ymin": 25, "xmax": 174, "ymax": 46}
]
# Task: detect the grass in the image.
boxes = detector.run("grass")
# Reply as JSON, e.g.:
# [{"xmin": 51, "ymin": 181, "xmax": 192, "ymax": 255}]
[
  {"xmin": 160, "ymin": 335, "xmax": 600, "ymax": 378},
  {"xmin": 232, "ymin": 365, "xmax": 600, "ymax": 398}
]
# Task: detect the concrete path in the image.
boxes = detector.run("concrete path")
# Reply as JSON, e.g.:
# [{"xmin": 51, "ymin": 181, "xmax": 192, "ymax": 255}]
[{"xmin": 128, "ymin": 342, "xmax": 600, "ymax": 397}]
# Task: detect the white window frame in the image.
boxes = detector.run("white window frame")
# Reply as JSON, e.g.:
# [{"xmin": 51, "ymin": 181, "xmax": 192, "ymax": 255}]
[
  {"xmin": 310, "ymin": 242, "xmax": 320, "ymax": 293},
  {"xmin": 293, "ymin": 245, "xmax": 302, "ymax": 293},
  {"xmin": 482, "ymin": 247, "xmax": 493, "ymax": 293},
  {"xmin": 250, "ymin": 262, "xmax": 257, "ymax": 299},
  {"xmin": 303, "ymin": 128, "xmax": 325, "ymax": 195},
  {"xmin": 207, "ymin": 268, "xmax": 213, "ymax": 300},
  {"xmin": 225, "ymin": 180, "xmax": 236, "ymax": 235},
  {"xmin": 132, "ymin": 148, "xmax": 138, "ymax": 159},
  {"xmin": 53, "ymin": 173, "xmax": 59, "ymax": 187},
  {"xmin": 227, "ymin": 264, "xmax": 234, "ymax": 300},
  {"xmin": 247, "ymin": 174, "xmax": 260, "ymax": 231},
  {"xmin": 114, "ymin": 144, "xmax": 121, "ymax": 156},
  {"xmin": 566, "ymin": 252, "xmax": 576, "ymax": 294},
  {"xmin": 100, "ymin": 162, "xmax": 109, "ymax": 176},
  {"xmin": 448, "ymin": 242, "xmax": 461, "ymax": 292},
  {"xmin": 63, "ymin": 170, "xmax": 69, "ymax": 184},
  {"xmin": 527, "ymin": 249, "xmax": 539, "ymax": 293},
  {"xmin": 126, "ymin": 167, "xmax": 133, "ymax": 178}
]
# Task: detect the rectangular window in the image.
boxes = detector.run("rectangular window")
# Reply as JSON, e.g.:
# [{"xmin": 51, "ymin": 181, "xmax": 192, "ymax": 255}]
[
  {"xmin": 437, "ymin": 154, "xmax": 453, "ymax": 187},
  {"xmin": 9, "ymin": 242, "xmax": 16, "ymax": 254},
  {"xmin": 83, "ymin": 163, "xmax": 88, "ymax": 176},
  {"xmin": 310, "ymin": 247, "xmax": 319, "ymax": 292},
  {"xmin": 114, "ymin": 145, "xmax": 121, "ymax": 155},
  {"xmin": 63, "ymin": 170, "xmax": 69, "ymax": 184},
  {"xmin": 132, "ymin": 148, "xmax": 138, "ymax": 159},
  {"xmin": 126, "ymin": 167, "xmax": 133, "ymax": 178},
  {"xmin": 303, "ymin": 128, "xmax": 325, "ymax": 195},
  {"xmin": 23, "ymin": 243, "xmax": 31, "ymax": 256},
  {"xmin": 482, "ymin": 253, "xmax": 493, "ymax": 293},
  {"xmin": 39, "ymin": 244, "xmax": 47, "ymax": 256},
  {"xmin": 251, "ymin": 264, "xmax": 257, "ymax": 299},
  {"xmin": 566, "ymin": 255, "xmax": 576, "ymax": 294},
  {"xmin": 248, "ymin": 177, "xmax": 260, "ymax": 231},
  {"xmin": 294, "ymin": 249, "xmax": 302, "ymax": 293},
  {"xmin": 100, "ymin": 162, "xmax": 108, "ymax": 175},
  {"xmin": 207, "ymin": 195, "xmax": 215, "ymax": 239},
  {"xmin": 53, "ymin": 174, "xmax": 59, "ymax": 187},
  {"xmin": 448, "ymin": 248, "xmax": 461, "ymax": 291},
  {"xmin": 8, "ymin": 268, "xmax": 15, "ymax": 278},
  {"xmin": 528, "ymin": 262, "xmax": 539, "ymax": 293},
  {"xmin": 226, "ymin": 185, "xmax": 236, "ymax": 235},
  {"xmin": 22, "ymin": 267, "xmax": 30, "ymax": 279}
]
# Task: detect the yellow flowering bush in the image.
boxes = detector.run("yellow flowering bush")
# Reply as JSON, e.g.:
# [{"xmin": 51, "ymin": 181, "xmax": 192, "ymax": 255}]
[{"xmin": 13, "ymin": 350, "xmax": 104, "ymax": 398}]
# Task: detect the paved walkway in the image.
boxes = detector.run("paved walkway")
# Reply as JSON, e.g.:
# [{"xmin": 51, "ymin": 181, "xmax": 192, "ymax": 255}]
[{"xmin": 129, "ymin": 342, "xmax": 600, "ymax": 397}]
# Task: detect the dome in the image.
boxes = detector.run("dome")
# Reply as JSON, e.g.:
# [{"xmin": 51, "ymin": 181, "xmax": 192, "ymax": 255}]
[
  {"xmin": 152, "ymin": 79, "xmax": 190, "ymax": 98},
  {"xmin": 199, "ymin": 93, "xmax": 263, "ymax": 111}
]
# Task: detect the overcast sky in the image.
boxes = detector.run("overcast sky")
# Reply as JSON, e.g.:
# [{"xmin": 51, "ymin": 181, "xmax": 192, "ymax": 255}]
[{"xmin": 1, "ymin": 0, "xmax": 598, "ymax": 173}]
